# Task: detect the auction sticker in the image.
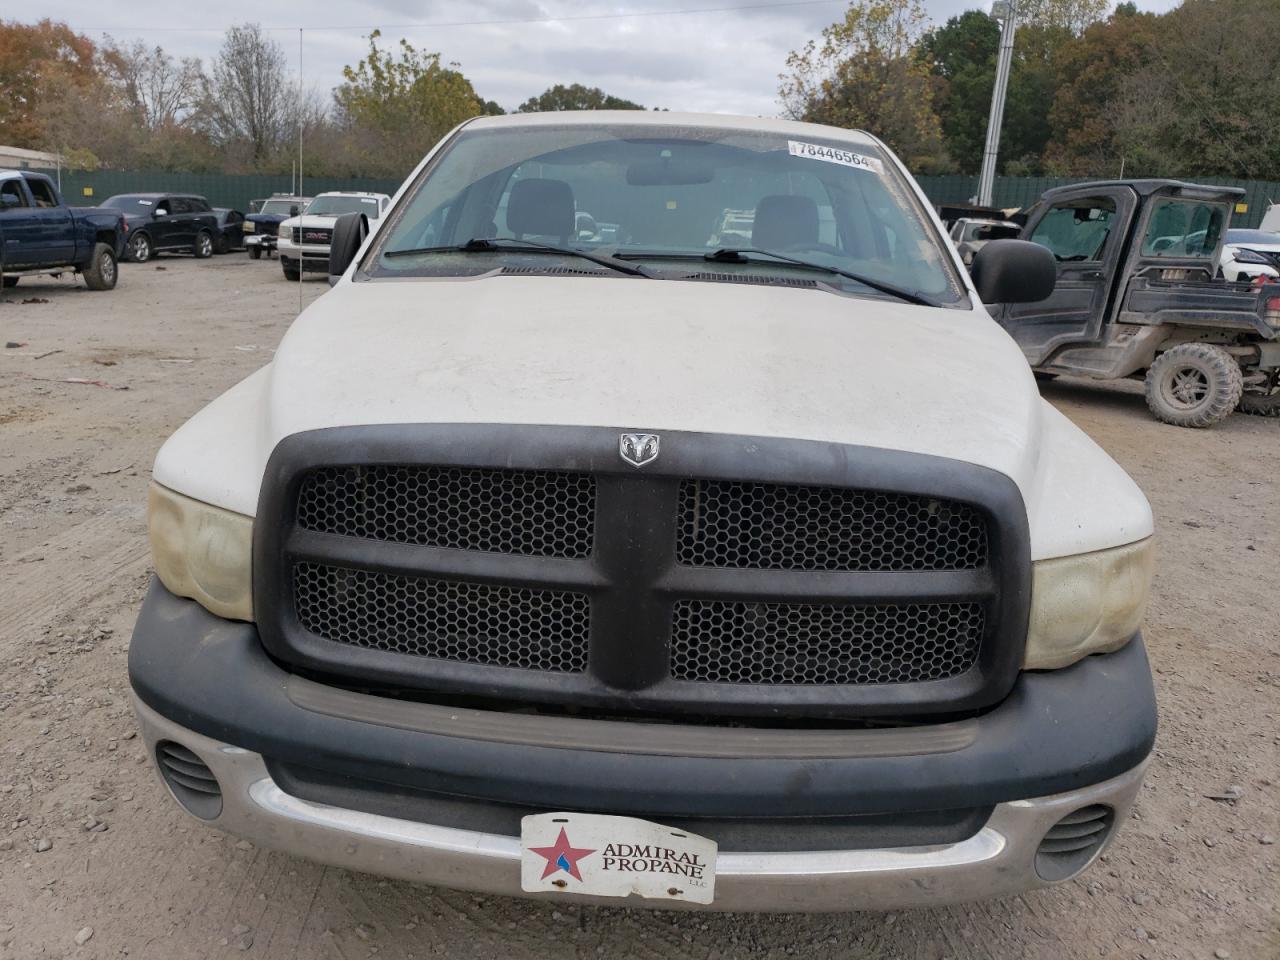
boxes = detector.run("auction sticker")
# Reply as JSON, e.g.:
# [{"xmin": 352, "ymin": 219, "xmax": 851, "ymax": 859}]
[
  {"xmin": 788, "ymin": 140, "xmax": 884, "ymax": 174},
  {"xmin": 520, "ymin": 812, "xmax": 717, "ymax": 904}
]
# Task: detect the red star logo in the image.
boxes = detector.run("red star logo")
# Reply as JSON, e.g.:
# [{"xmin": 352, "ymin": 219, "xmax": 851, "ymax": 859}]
[{"xmin": 528, "ymin": 827, "xmax": 596, "ymax": 881}]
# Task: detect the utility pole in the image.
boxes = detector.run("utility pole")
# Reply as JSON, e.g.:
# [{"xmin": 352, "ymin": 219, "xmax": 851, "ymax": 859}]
[{"xmin": 977, "ymin": 0, "xmax": 1017, "ymax": 207}]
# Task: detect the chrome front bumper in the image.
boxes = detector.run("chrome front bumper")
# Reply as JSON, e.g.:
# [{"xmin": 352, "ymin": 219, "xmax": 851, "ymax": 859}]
[{"xmin": 133, "ymin": 694, "xmax": 1148, "ymax": 912}]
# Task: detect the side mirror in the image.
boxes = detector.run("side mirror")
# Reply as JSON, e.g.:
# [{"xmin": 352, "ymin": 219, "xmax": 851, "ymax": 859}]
[
  {"xmin": 970, "ymin": 239, "xmax": 1056, "ymax": 304},
  {"xmin": 0, "ymin": 194, "xmax": 21, "ymax": 210},
  {"xmin": 329, "ymin": 212, "xmax": 369, "ymax": 286},
  {"xmin": 290, "ymin": 205, "xmax": 300, "ymax": 217}
]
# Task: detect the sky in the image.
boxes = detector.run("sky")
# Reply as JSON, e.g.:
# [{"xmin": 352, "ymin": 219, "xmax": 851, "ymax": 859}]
[{"xmin": 35, "ymin": 0, "xmax": 1184, "ymax": 117}]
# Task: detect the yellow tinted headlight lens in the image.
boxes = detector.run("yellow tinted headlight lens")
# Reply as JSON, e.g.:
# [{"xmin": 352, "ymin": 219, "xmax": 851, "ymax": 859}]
[
  {"xmin": 148, "ymin": 483, "xmax": 253, "ymax": 621},
  {"xmin": 1024, "ymin": 538, "xmax": 1153, "ymax": 670}
]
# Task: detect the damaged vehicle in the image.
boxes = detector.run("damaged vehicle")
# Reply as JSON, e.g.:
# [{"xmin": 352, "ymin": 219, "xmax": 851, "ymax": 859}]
[
  {"xmin": 993, "ymin": 180, "xmax": 1280, "ymax": 423},
  {"xmin": 130, "ymin": 112, "xmax": 1157, "ymax": 912}
]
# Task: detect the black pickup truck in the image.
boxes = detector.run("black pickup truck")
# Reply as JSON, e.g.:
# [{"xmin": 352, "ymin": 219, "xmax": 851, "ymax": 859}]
[
  {"xmin": 988, "ymin": 179, "xmax": 1280, "ymax": 425},
  {"xmin": 0, "ymin": 171, "xmax": 124, "ymax": 290}
]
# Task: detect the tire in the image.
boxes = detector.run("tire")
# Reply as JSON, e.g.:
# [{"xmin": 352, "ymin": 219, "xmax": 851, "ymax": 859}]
[
  {"xmin": 281, "ymin": 259, "xmax": 301, "ymax": 282},
  {"xmin": 1144, "ymin": 343, "xmax": 1243, "ymax": 427},
  {"xmin": 213, "ymin": 233, "xmax": 228, "ymax": 255},
  {"xmin": 1238, "ymin": 370, "xmax": 1280, "ymax": 417},
  {"xmin": 249, "ymin": 246, "xmax": 262, "ymax": 260},
  {"xmin": 194, "ymin": 230, "xmax": 214, "ymax": 259},
  {"xmin": 2, "ymin": 275, "xmax": 18, "ymax": 289},
  {"xmin": 129, "ymin": 232, "xmax": 152, "ymax": 263},
  {"xmin": 82, "ymin": 243, "xmax": 118, "ymax": 291}
]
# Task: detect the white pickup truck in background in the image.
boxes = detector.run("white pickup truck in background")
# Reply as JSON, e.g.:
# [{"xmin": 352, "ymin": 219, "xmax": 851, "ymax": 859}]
[{"xmin": 276, "ymin": 191, "xmax": 390, "ymax": 280}]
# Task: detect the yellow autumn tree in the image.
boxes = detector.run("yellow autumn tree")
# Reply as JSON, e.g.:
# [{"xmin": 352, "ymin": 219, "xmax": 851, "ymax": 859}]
[{"xmin": 779, "ymin": 0, "xmax": 950, "ymax": 173}]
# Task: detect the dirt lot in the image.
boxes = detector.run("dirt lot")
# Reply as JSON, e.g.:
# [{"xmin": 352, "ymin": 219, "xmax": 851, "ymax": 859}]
[{"xmin": 0, "ymin": 256, "xmax": 1277, "ymax": 960}]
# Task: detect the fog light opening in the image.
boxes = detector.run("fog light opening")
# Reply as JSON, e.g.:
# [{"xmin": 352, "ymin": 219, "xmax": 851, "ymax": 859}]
[
  {"xmin": 1034, "ymin": 804, "xmax": 1115, "ymax": 882},
  {"xmin": 156, "ymin": 740, "xmax": 223, "ymax": 820}
]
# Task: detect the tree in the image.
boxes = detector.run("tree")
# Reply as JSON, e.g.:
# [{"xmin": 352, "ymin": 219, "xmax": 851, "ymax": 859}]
[
  {"xmin": 100, "ymin": 38, "xmax": 203, "ymax": 131},
  {"xmin": 918, "ymin": 12, "xmax": 999, "ymax": 173},
  {"xmin": 1108, "ymin": 0, "xmax": 1280, "ymax": 180},
  {"xmin": 779, "ymin": 0, "xmax": 950, "ymax": 173},
  {"xmin": 516, "ymin": 84, "xmax": 643, "ymax": 112},
  {"xmin": 1016, "ymin": 0, "xmax": 1109, "ymax": 33},
  {"xmin": 1043, "ymin": 6, "xmax": 1159, "ymax": 175},
  {"xmin": 334, "ymin": 30, "xmax": 485, "ymax": 178},
  {"xmin": 202, "ymin": 24, "xmax": 295, "ymax": 164},
  {"xmin": 0, "ymin": 19, "xmax": 98, "ymax": 149}
]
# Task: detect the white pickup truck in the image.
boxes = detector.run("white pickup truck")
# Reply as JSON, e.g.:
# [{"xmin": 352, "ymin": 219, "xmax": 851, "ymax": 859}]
[
  {"xmin": 276, "ymin": 191, "xmax": 390, "ymax": 280},
  {"xmin": 130, "ymin": 111, "xmax": 1156, "ymax": 912}
]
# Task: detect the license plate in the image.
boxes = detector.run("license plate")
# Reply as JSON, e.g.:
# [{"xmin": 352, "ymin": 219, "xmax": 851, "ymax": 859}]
[{"xmin": 520, "ymin": 812, "xmax": 717, "ymax": 904}]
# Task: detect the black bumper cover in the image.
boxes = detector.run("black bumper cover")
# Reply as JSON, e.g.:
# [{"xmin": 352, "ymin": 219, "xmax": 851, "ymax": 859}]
[{"xmin": 129, "ymin": 580, "xmax": 1156, "ymax": 820}]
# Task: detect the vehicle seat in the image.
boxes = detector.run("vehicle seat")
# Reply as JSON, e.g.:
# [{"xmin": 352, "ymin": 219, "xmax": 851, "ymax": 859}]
[
  {"xmin": 507, "ymin": 178, "xmax": 575, "ymax": 244},
  {"xmin": 753, "ymin": 195, "xmax": 819, "ymax": 250}
]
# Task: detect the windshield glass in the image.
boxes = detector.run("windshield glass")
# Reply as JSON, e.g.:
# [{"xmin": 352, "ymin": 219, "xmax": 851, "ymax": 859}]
[
  {"xmin": 1226, "ymin": 229, "xmax": 1280, "ymax": 245},
  {"xmin": 368, "ymin": 122, "xmax": 966, "ymax": 306},
  {"xmin": 1141, "ymin": 198, "xmax": 1227, "ymax": 258},
  {"xmin": 308, "ymin": 195, "xmax": 383, "ymax": 217},
  {"xmin": 258, "ymin": 200, "xmax": 300, "ymax": 216},
  {"xmin": 102, "ymin": 196, "xmax": 157, "ymax": 215}
]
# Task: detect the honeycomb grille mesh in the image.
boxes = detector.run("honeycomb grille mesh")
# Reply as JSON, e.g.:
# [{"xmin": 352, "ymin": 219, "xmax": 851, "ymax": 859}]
[
  {"xmin": 296, "ymin": 465, "xmax": 595, "ymax": 559},
  {"xmin": 676, "ymin": 480, "xmax": 987, "ymax": 571},
  {"xmin": 670, "ymin": 600, "xmax": 984, "ymax": 684},
  {"xmin": 293, "ymin": 562, "xmax": 590, "ymax": 673}
]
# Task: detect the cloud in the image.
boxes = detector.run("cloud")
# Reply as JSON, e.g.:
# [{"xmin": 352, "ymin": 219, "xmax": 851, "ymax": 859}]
[{"xmin": 31, "ymin": 0, "xmax": 1185, "ymax": 121}]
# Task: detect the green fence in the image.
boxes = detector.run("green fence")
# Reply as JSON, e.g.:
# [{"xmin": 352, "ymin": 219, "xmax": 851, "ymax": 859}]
[
  {"xmin": 35, "ymin": 166, "xmax": 1280, "ymax": 229},
  {"xmin": 915, "ymin": 174, "xmax": 1280, "ymax": 229},
  {"xmin": 38, "ymin": 168, "xmax": 405, "ymax": 213}
]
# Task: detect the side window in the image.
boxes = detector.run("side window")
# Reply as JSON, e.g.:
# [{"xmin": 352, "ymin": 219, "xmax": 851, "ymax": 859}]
[
  {"xmin": 26, "ymin": 178, "xmax": 58, "ymax": 209},
  {"xmin": 1028, "ymin": 198, "xmax": 1117, "ymax": 262},
  {"xmin": 190, "ymin": 198, "xmax": 211, "ymax": 212},
  {"xmin": 168, "ymin": 198, "xmax": 191, "ymax": 214},
  {"xmin": 1141, "ymin": 199, "xmax": 1226, "ymax": 258},
  {"xmin": 0, "ymin": 179, "xmax": 27, "ymax": 209}
]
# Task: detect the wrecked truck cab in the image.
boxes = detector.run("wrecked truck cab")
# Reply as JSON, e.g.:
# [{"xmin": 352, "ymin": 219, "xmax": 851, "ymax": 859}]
[{"xmin": 129, "ymin": 111, "xmax": 1155, "ymax": 912}]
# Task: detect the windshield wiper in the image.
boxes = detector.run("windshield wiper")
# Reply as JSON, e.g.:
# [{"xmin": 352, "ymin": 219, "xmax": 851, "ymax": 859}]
[
  {"xmin": 701, "ymin": 247, "xmax": 941, "ymax": 307},
  {"xmin": 385, "ymin": 237, "xmax": 654, "ymax": 278}
]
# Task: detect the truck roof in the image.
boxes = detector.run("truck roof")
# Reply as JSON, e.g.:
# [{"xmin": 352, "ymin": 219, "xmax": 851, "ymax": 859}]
[
  {"xmin": 1040, "ymin": 179, "xmax": 1245, "ymax": 201},
  {"xmin": 464, "ymin": 110, "xmax": 880, "ymax": 148}
]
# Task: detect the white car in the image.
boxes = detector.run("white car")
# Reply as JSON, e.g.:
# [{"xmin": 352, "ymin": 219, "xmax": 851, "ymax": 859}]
[
  {"xmin": 277, "ymin": 191, "xmax": 391, "ymax": 280},
  {"xmin": 948, "ymin": 217, "xmax": 1022, "ymax": 265},
  {"xmin": 131, "ymin": 111, "xmax": 1156, "ymax": 913},
  {"xmin": 1218, "ymin": 228, "xmax": 1280, "ymax": 282}
]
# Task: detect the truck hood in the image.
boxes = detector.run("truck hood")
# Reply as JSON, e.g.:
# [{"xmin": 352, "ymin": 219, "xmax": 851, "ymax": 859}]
[
  {"xmin": 259, "ymin": 275, "xmax": 1045, "ymax": 489},
  {"xmin": 280, "ymin": 215, "xmax": 341, "ymax": 231}
]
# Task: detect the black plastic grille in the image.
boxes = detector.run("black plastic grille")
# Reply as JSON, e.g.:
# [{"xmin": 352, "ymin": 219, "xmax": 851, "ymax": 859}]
[
  {"xmin": 293, "ymin": 562, "xmax": 590, "ymax": 673},
  {"xmin": 297, "ymin": 465, "xmax": 596, "ymax": 559},
  {"xmin": 670, "ymin": 599, "xmax": 984, "ymax": 684},
  {"xmin": 677, "ymin": 479, "xmax": 987, "ymax": 571}
]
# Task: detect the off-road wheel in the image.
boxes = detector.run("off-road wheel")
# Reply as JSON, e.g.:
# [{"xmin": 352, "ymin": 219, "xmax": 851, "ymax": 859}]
[
  {"xmin": 129, "ymin": 232, "xmax": 152, "ymax": 263},
  {"xmin": 1238, "ymin": 369, "xmax": 1280, "ymax": 416},
  {"xmin": 193, "ymin": 230, "xmax": 214, "ymax": 259},
  {"xmin": 1, "ymin": 275, "xmax": 18, "ymax": 289},
  {"xmin": 82, "ymin": 243, "xmax": 118, "ymax": 291},
  {"xmin": 281, "ymin": 258, "xmax": 301, "ymax": 282},
  {"xmin": 1144, "ymin": 343, "xmax": 1243, "ymax": 427},
  {"xmin": 249, "ymin": 246, "xmax": 262, "ymax": 260}
]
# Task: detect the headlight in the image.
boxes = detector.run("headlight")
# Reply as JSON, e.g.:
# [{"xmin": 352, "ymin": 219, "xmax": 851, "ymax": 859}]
[
  {"xmin": 1024, "ymin": 538, "xmax": 1153, "ymax": 670},
  {"xmin": 148, "ymin": 483, "xmax": 254, "ymax": 621},
  {"xmin": 1231, "ymin": 247, "xmax": 1270, "ymax": 265},
  {"xmin": 242, "ymin": 222, "xmax": 255, "ymax": 233}
]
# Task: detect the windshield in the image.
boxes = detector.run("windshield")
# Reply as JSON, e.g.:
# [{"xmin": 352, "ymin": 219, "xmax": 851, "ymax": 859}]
[
  {"xmin": 308, "ymin": 195, "xmax": 383, "ymax": 217},
  {"xmin": 368, "ymin": 122, "xmax": 966, "ymax": 306},
  {"xmin": 1226, "ymin": 229, "xmax": 1280, "ymax": 245},
  {"xmin": 103, "ymin": 196, "xmax": 157, "ymax": 215},
  {"xmin": 258, "ymin": 200, "xmax": 300, "ymax": 216},
  {"xmin": 1141, "ymin": 198, "xmax": 1227, "ymax": 258}
]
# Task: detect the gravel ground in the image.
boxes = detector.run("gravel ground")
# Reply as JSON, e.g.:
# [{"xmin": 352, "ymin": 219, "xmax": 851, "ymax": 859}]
[{"xmin": 0, "ymin": 256, "xmax": 1277, "ymax": 960}]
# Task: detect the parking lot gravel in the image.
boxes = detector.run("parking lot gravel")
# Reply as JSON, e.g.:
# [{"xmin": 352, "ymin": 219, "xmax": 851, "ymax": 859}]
[{"xmin": 1, "ymin": 256, "xmax": 1277, "ymax": 959}]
